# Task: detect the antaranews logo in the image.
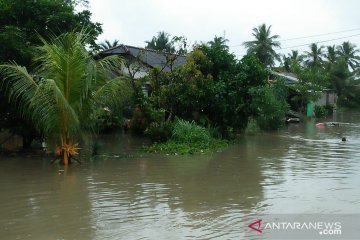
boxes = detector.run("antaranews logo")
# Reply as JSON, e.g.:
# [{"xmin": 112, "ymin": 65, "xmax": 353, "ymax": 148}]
[
  {"xmin": 247, "ymin": 217, "xmax": 342, "ymax": 237},
  {"xmin": 248, "ymin": 219, "xmax": 262, "ymax": 233}
]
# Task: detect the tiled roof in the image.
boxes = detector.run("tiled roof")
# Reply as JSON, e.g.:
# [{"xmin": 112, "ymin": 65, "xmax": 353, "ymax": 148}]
[{"xmin": 98, "ymin": 45, "xmax": 186, "ymax": 72}]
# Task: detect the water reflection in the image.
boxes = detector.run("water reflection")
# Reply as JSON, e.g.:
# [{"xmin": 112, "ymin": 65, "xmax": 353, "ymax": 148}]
[{"xmin": 86, "ymin": 133, "xmax": 291, "ymax": 239}]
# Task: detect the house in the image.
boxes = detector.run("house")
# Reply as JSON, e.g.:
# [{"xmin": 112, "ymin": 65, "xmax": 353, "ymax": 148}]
[
  {"xmin": 97, "ymin": 45, "xmax": 186, "ymax": 95},
  {"xmin": 269, "ymin": 71, "xmax": 337, "ymax": 107},
  {"xmin": 97, "ymin": 45, "xmax": 186, "ymax": 76}
]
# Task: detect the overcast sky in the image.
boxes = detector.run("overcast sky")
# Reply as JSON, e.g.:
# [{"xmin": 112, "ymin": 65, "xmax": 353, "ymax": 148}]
[{"xmin": 87, "ymin": 0, "xmax": 360, "ymax": 58}]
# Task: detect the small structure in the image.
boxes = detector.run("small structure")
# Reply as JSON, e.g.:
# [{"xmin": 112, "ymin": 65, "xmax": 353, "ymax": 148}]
[
  {"xmin": 313, "ymin": 89, "xmax": 337, "ymax": 106},
  {"xmin": 270, "ymin": 71, "xmax": 337, "ymax": 107}
]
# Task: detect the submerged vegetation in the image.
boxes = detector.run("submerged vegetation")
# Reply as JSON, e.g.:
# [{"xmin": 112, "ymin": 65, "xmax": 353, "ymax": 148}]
[{"xmin": 146, "ymin": 119, "xmax": 228, "ymax": 154}]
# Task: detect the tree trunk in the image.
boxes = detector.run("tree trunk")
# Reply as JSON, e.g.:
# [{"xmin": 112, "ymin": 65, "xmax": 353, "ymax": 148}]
[{"xmin": 61, "ymin": 150, "xmax": 69, "ymax": 165}]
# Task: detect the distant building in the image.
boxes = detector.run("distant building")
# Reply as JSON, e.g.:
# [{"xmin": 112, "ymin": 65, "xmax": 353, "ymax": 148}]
[
  {"xmin": 269, "ymin": 71, "xmax": 337, "ymax": 107},
  {"xmin": 314, "ymin": 89, "xmax": 337, "ymax": 106}
]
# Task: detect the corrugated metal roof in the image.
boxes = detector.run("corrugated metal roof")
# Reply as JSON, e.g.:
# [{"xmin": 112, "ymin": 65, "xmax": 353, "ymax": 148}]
[
  {"xmin": 98, "ymin": 45, "xmax": 186, "ymax": 72},
  {"xmin": 271, "ymin": 71, "xmax": 299, "ymax": 84}
]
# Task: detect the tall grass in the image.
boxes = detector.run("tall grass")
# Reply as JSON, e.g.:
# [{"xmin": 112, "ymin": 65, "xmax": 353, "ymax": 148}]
[{"xmin": 172, "ymin": 119, "xmax": 210, "ymax": 145}]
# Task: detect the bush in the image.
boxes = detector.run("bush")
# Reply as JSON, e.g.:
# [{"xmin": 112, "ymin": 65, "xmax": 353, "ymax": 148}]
[
  {"xmin": 92, "ymin": 107, "xmax": 124, "ymax": 133},
  {"xmin": 249, "ymin": 83, "xmax": 289, "ymax": 131},
  {"xmin": 314, "ymin": 105, "xmax": 328, "ymax": 118},
  {"xmin": 145, "ymin": 121, "xmax": 173, "ymax": 142},
  {"xmin": 145, "ymin": 119, "xmax": 228, "ymax": 154},
  {"xmin": 172, "ymin": 119, "xmax": 211, "ymax": 145}
]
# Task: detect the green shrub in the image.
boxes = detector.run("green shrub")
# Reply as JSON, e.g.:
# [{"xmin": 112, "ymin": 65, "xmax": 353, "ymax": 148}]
[
  {"xmin": 146, "ymin": 139, "xmax": 228, "ymax": 155},
  {"xmin": 249, "ymin": 82, "xmax": 288, "ymax": 131},
  {"xmin": 314, "ymin": 105, "xmax": 329, "ymax": 118},
  {"xmin": 172, "ymin": 119, "xmax": 211, "ymax": 145},
  {"xmin": 145, "ymin": 121, "xmax": 173, "ymax": 142},
  {"xmin": 145, "ymin": 119, "xmax": 228, "ymax": 154}
]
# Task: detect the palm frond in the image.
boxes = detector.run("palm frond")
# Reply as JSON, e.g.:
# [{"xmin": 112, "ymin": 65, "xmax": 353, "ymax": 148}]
[
  {"xmin": 93, "ymin": 76, "xmax": 132, "ymax": 108},
  {"xmin": 0, "ymin": 63, "xmax": 38, "ymax": 117}
]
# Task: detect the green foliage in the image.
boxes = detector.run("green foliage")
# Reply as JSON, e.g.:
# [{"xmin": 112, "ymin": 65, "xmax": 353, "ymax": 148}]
[
  {"xmin": 336, "ymin": 41, "xmax": 360, "ymax": 71},
  {"xmin": 145, "ymin": 121, "xmax": 173, "ymax": 142},
  {"xmin": 249, "ymin": 81, "xmax": 289, "ymax": 131},
  {"xmin": 145, "ymin": 31, "xmax": 175, "ymax": 53},
  {"xmin": 145, "ymin": 39, "xmax": 270, "ymax": 137},
  {"xmin": 171, "ymin": 119, "xmax": 211, "ymax": 144},
  {"xmin": 243, "ymin": 24, "xmax": 281, "ymax": 67},
  {"xmin": 0, "ymin": 0, "xmax": 102, "ymax": 147},
  {"xmin": 290, "ymin": 67, "xmax": 328, "ymax": 112},
  {"xmin": 0, "ymin": 31, "xmax": 129, "ymax": 162},
  {"xmin": 304, "ymin": 43, "xmax": 325, "ymax": 69},
  {"xmin": 314, "ymin": 105, "xmax": 328, "ymax": 118},
  {"xmin": 245, "ymin": 117, "xmax": 261, "ymax": 135},
  {"xmin": 199, "ymin": 36, "xmax": 237, "ymax": 79},
  {"xmin": 146, "ymin": 139, "xmax": 228, "ymax": 155},
  {"xmin": 146, "ymin": 119, "xmax": 228, "ymax": 154},
  {"xmin": 0, "ymin": 0, "xmax": 102, "ymax": 64}
]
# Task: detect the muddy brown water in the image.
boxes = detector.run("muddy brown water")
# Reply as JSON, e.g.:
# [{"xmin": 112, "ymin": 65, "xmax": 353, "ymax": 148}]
[{"xmin": 1, "ymin": 111, "xmax": 360, "ymax": 239}]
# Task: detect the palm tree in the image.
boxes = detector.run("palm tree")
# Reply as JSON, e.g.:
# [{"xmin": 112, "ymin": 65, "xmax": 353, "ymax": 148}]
[
  {"xmin": 325, "ymin": 45, "xmax": 337, "ymax": 64},
  {"xmin": 99, "ymin": 39, "xmax": 120, "ymax": 50},
  {"xmin": 243, "ymin": 24, "xmax": 281, "ymax": 67},
  {"xmin": 145, "ymin": 31, "xmax": 175, "ymax": 53},
  {"xmin": 0, "ymin": 31, "xmax": 129, "ymax": 165},
  {"xmin": 336, "ymin": 41, "xmax": 360, "ymax": 71},
  {"xmin": 282, "ymin": 50, "xmax": 304, "ymax": 71},
  {"xmin": 304, "ymin": 43, "xmax": 324, "ymax": 69},
  {"xmin": 288, "ymin": 50, "xmax": 303, "ymax": 63}
]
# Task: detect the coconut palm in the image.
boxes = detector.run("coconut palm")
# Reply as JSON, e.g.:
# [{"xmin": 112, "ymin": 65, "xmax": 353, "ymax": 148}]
[
  {"xmin": 282, "ymin": 50, "xmax": 304, "ymax": 71},
  {"xmin": 243, "ymin": 24, "xmax": 281, "ymax": 67},
  {"xmin": 99, "ymin": 39, "xmax": 120, "ymax": 50},
  {"xmin": 0, "ymin": 31, "xmax": 129, "ymax": 165},
  {"xmin": 145, "ymin": 31, "xmax": 175, "ymax": 53},
  {"xmin": 288, "ymin": 50, "xmax": 303, "ymax": 63},
  {"xmin": 336, "ymin": 41, "xmax": 360, "ymax": 71},
  {"xmin": 325, "ymin": 45, "xmax": 337, "ymax": 64},
  {"xmin": 304, "ymin": 43, "xmax": 324, "ymax": 69}
]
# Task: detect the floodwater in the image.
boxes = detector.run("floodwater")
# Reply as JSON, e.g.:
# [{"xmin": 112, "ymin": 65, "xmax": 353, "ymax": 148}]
[{"xmin": 1, "ymin": 111, "xmax": 360, "ymax": 239}]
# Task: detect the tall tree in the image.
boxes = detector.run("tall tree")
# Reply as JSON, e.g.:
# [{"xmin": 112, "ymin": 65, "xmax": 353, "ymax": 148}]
[
  {"xmin": 282, "ymin": 50, "xmax": 303, "ymax": 71},
  {"xmin": 0, "ymin": 0, "xmax": 102, "ymax": 147},
  {"xmin": 145, "ymin": 31, "xmax": 175, "ymax": 53},
  {"xmin": 0, "ymin": 0, "xmax": 102, "ymax": 65},
  {"xmin": 243, "ymin": 24, "xmax": 281, "ymax": 67},
  {"xmin": 199, "ymin": 36, "xmax": 237, "ymax": 79},
  {"xmin": 325, "ymin": 45, "xmax": 337, "ymax": 64},
  {"xmin": 288, "ymin": 50, "xmax": 303, "ymax": 63},
  {"xmin": 336, "ymin": 41, "xmax": 360, "ymax": 71},
  {"xmin": 0, "ymin": 31, "xmax": 129, "ymax": 165},
  {"xmin": 304, "ymin": 43, "xmax": 324, "ymax": 69}
]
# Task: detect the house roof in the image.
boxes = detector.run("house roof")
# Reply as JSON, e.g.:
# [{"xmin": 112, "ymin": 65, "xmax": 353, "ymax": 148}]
[
  {"xmin": 97, "ymin": 45, "xmax": 187, "ymax": 72},
  {"xmin": 271, "ymin": 71, "xmax": 299, "ymax": 84}
]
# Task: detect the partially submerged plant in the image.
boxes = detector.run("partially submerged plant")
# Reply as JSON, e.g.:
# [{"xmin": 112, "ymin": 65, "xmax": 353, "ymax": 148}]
[{"xmin": 0, "ymin": 30, "xmax": 130, "ymax": 165}]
